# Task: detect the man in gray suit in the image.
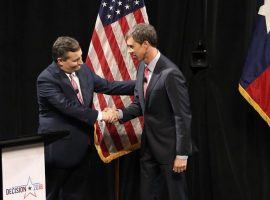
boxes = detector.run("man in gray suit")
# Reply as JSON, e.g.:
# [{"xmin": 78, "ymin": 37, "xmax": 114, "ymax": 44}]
[{"xmin": 117, "ymin": 23, "xmax": 192, "ymax": 200}]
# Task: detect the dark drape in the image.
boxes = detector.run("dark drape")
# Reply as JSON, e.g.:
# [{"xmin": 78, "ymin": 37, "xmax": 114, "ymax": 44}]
[{"xmin": 1, "ymin": 0, "xmax": 270, "ymax": 199}]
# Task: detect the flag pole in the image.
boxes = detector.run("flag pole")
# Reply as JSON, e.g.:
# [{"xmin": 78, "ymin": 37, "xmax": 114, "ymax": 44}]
[{"xmin": 114, "ymin": 158, "xmax": 120, "ymax": 200}]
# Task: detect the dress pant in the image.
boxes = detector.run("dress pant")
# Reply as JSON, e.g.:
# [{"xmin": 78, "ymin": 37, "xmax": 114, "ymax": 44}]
[
  {"xmin": 45, "ymin": 148, "xmax": 92, "ymax": 200},
  {"xmin": 46, "ymin": 167, "xmax": 71, "ymax": 200},
  {"xmin": 140, "ymin": 148, "xmax": 188, "ymax": 200}
]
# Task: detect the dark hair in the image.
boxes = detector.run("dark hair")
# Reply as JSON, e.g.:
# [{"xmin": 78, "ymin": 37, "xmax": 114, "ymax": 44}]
[
  {"xmin": 125, "ymin": 23, "xmax": 158, "ymax": 47},
  {"xmin": 52, "ymin": 36, "xmax": 81, "ymax": 62}
]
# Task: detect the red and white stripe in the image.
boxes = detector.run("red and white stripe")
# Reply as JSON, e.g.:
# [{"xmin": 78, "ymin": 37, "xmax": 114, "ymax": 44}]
[{"xmin": 86, "ymin": 7, "xmax": 148, "ymax": 162}]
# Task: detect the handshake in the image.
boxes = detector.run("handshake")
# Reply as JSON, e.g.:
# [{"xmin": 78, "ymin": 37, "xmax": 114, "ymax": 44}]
[{"xmin": 101, "ymin": 107, "xmax": 120, "ymax": 123}]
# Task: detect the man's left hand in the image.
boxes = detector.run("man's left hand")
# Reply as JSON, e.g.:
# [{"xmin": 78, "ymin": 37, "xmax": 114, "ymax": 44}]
[{"xmin": 172, "ymin": 157, "xmax": 187, "ymax": 173}]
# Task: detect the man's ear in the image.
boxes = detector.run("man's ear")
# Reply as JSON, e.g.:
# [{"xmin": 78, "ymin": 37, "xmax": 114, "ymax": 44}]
[
  {"xmin": 143, "ymin": 41, "xmax": 150, "ymax": 48},
  {"xmin": 57, "ymin": 57, "xmax": 64, "ymax": 66}
]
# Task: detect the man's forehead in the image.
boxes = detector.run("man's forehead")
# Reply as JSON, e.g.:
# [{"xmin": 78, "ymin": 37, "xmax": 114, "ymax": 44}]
[
  {"xmin": 126, "ymin": 37, "xmax": 136, "ymax": 45},
  {"xmin": 66, "ymin": 49, "xmax": 82, "ymax": 57}
]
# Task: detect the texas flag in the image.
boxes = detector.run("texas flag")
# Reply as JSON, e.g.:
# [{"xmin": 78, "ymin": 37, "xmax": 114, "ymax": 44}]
[{"xmin": 239, "ymin": 0, "xmax": 270, "ymax": 126}]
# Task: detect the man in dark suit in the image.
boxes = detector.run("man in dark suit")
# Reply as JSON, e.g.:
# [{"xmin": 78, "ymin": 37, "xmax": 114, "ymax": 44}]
[
  {"xmin": 37, "ymin": 36, "xmax": 134, "ymax": 200},
  {"xmin": 117, "ymin": 24, "xmax": 192, "ymax": 200}
]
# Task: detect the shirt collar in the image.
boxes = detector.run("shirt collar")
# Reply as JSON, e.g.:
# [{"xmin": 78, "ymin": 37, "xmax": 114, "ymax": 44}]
[
  {"xmin": 65, "ymin": 72, "xmax": 76, "ymax": 77},
  {"xmin": 145, "ymin": 50, "xmax": 160, "ymax": 72}
]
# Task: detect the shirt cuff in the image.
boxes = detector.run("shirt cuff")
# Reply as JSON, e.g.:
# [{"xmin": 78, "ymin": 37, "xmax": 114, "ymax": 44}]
[
  {"xmin": 176, "ymin": 155, "xmax": 188, "ymax": 160},
  {"xmin": 117, "ymin": 109, "xmax": 123, "ymax": 119},
  {"xmin": 97, "ymin": 111, "xmax": 103, "ymax": 121}
]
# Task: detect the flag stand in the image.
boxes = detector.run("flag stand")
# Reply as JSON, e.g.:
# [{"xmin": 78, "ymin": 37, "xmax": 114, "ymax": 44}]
[{"xmin": 114, "ymin": 158, "xmax": 120, "ymax": 200}]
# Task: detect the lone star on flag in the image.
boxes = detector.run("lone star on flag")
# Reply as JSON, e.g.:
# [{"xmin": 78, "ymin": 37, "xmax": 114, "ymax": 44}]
[
  {"xmin": 259, "ymin": 0, "xmax": 270, "ymax": 33},
  {"xmin": 24, "ymin": 177, "xmax": 37, "ymax": 199}
]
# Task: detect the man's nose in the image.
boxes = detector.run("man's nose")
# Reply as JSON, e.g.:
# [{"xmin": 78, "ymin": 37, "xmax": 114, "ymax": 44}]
[
  {"xmin": 127, "ymin": 47, "xmax": 134, "ymax": 54},
  {"xmin": 78, "ymin": 59, "xmax": 83, "ymax": 65}
]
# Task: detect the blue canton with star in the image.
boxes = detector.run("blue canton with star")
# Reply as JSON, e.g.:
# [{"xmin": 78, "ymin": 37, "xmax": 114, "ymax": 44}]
[{"xmin": 99, "ymin": 0, "xmax": 145, "ymax": 25}]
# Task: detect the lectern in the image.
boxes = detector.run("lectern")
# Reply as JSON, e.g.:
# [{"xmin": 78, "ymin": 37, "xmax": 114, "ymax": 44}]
[{"xmin": 0, "ymin": 131, "xmax": 69, "ymax": 200}]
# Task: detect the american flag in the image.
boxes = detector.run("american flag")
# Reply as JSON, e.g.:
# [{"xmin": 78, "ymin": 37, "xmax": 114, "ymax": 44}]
[{"xmin": 85, "ymin": 0, "xmax": 149, "ymax": 163}]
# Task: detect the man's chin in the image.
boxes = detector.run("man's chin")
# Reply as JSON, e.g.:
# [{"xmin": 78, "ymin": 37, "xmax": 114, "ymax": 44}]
[{"xmin": 74, "ymin": 66, "xmax": 81, "ymax": 71}]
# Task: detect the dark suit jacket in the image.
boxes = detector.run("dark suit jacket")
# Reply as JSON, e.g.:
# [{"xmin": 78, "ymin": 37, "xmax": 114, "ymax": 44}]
[
  {"xmin": 121, "ymin": 54, "xmax": 192, "ymax": 164},
  {"xmin": 37, "ymin": 62, "xmax": 135, "ymax": 168}
]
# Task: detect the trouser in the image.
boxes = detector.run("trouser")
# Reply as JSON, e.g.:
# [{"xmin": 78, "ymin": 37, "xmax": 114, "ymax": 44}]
[{"xmin": 140, "ymin": 150, "xmax": 188, "ymax": 200}]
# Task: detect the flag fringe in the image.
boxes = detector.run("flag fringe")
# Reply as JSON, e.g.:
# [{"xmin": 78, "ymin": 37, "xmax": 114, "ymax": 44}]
[
  {"xmin": 238, "ymin": 84, "xmax": 270, "ymax": 126},
  {"xmin": 93, "ymin": 127, "xmax": 140, "ymax": 163}
]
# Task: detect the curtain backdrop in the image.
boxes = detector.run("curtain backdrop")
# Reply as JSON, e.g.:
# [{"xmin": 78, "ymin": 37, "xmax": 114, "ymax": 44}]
[{"xmin": 1, "ymin": 0, "xmax": 269, "ymax": 199}]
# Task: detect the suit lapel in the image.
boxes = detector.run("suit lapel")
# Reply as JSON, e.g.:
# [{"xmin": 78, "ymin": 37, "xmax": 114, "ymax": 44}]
[
  {"xmin": 137, "ymin": 63, "xmax": 146, "ymax": 111},
  {"xmin": 49, "ymin": 62, "xmax": 88, "ymax": 105},
  {"xmin": 49, "ymin": 62, "xmax": 74, "ymax": 92},
  {"xmin": 59, "ymin": 71, "xmax": 73, "ymax": 90},
  {"xmin": 145, "ymin": 59, "xmax": 163, "ymax": 100}
]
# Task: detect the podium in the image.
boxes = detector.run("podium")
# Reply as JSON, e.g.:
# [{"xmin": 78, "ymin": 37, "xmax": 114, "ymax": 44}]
[{"xmin": 0, "ymin": 131, "xmax": 69, "ymax": 200}]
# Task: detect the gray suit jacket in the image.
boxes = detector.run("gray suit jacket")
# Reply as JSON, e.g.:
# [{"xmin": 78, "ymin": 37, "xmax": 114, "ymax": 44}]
[{"xmin": 121, "ymin": 54, "xmax": 192, "ymax": 164}]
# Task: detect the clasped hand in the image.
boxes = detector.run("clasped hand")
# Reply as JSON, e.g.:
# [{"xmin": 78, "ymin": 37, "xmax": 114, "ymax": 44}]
[{"xmin": 102, "ymin": 107, "xmax": 119, "ymax": 123}]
